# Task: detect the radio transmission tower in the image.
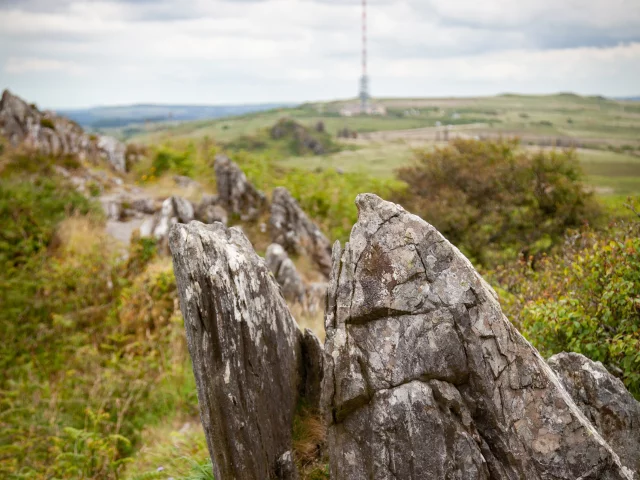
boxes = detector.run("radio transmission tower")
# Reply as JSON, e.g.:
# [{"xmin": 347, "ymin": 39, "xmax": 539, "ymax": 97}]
[{"xmin": 359, "ymin": 0, "xmax": 370, "ymax": 113}]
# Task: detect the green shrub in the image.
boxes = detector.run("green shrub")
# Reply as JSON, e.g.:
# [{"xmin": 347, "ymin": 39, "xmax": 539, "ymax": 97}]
[
  {"xmin": 491, "ymin": 216, "xmax": 640, "ymax": 399},
  {"xmin": 151, "ymin": 145, "xmax": 195, "ymax": 177},
  {"xmin": 395, "ymin": 138, "xmax": 599, "ymax": 266},
  {"xmin": 40, "ymin": 117, "xmax": 56, "ymax": 130}
]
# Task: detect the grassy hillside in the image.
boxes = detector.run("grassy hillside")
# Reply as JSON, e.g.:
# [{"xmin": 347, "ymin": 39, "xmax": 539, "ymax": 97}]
[{"xmin": 125, "ymin": 93, "xmax": 640, "ymax": 198}]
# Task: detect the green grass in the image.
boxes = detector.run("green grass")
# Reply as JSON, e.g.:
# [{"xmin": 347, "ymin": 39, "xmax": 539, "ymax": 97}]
[
  {"xmin": 120, "ymin": 93, "xmax": 640, "ymax": 200},
  {"xmin": 277, "ymin": 142, "xmax": 416, "ymax": 178}
]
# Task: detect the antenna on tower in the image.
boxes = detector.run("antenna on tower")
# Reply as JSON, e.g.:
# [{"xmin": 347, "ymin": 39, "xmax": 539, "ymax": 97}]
[{"xmin": 359, "ymin": 0, "xmax": 369, "ymax": 114}]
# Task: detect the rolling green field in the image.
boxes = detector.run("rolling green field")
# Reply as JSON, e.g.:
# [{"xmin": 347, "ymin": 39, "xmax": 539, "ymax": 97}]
[{"xmin": 118, "ymin": 93, "xmax": 640, "ymax": 197}]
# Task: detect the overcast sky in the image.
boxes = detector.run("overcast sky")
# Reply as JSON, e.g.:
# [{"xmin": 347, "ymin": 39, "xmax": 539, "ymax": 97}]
[{"xmin": 1, "ymin": 0, "xmax": 639, "ymax": 108}]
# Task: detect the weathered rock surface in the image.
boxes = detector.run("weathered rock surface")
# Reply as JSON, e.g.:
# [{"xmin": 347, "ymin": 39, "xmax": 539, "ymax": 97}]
[
  {"xmin": 0, "ymin": 89, "xmax": 127, "ymax": 172},
  {"xmin": 322, "ymin": 193, "xmax": 633, "ymax": 480},
  {"xmin": 269, "ymin": 187, "xmax": 332, "ymax": 277},
  {"xmin": 169, "ymin": 221, "xmax": 324, "ymax": 479},
  {"xmin": 265, "ymin": 243, "xmax": 306, "ymax": 304},
  {"xmin": 549, "ymin": 352, "xmax": 640, "ymax": 475},
  {"xmin": 214, "ymin": 154, "xmax": 266, "ymax": 221}
]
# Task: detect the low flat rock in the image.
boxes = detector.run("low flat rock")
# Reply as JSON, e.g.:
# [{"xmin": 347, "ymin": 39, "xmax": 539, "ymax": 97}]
[{"xmin": 322, "ymin": 193, "xmax": 633, "ymax": 480}]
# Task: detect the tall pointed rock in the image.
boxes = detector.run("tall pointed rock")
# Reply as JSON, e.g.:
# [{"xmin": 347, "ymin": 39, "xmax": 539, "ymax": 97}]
[
  {"xmin": 322, "ymin": 194, "xmax": 633, "ymax": 480},
  {"xmin": 169, "ymin": 221, "xmax": 303, "ymax": 480}
]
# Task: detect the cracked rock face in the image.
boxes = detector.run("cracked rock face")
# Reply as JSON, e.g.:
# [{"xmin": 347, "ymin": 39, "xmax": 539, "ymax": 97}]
[
  {"xmin": 269, "ymin": 187, "xmax": 332, "ymax": 277},
  {"xmin": 214, "ymin": 154, "xmax": 266, "ymax": 221},
  {"xmin": 169, "ymin": 222, "xmax": 304, "ymax": 480},
  {"xmin": 549, "ymin": 352, "xmax": 640, "ymax": 475},
  {"xmin": 322, "ymin": 193, "xmax": 633, "ymax": 480}
]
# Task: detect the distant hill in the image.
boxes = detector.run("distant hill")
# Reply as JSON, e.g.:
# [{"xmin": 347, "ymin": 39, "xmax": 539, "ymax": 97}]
[
  {"xmin": 615, "ymin": 96, "xmax": 640, "ymax": 101},
  {"xmin": 57, "ymin": 103, "xmax": 295, "ymax": 129}
]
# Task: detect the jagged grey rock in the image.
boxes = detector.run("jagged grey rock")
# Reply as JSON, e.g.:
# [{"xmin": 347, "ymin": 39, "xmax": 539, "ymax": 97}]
[
  {"xmin": 549, "ymin": 352, "xmax": 640, "ymax": 475},
  {"xmin": 139, "ymin": 196, "xmax": 194, "ymax": 250},
  {"xmin": 322, "ymin": 193, "xmax": 633, "ymax": 480},
  {"xmin": 171, "ymin": 196, "xmax": 195, "ymax": 224},
  {"xmin": 96, "ymin": 135, "xmax": 126, "ymax": 173},
  {"xmin": 0, "ymin": 89, "xmax": 127, "ymax": 172},
  {"xmin": 275, "ymin": 451, "xmax": 299, "ymax": 480},
  {"xmin": 301, "ymin": 328, "xmax": 324, "ymax": 413},
  {"xmin": 214, "ymin": 154, "xmax": 266, "ymax": 221},
  {"xmin": 169, "ymin": 221, "xmax": 304, "ymax": 480},
  {"xmin": 196, "ymin": 195, "xmax": 228, "ymax": 225},
  {"xmin": 265, "ymin": 243, "xmax": 306, "ymax": 304},
  {"xmin": 269, "ymin": 187, "xmax": 332, "ymax": 277}
]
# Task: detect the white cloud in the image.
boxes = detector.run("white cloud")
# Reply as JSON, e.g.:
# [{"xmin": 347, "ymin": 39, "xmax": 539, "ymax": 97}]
[
  {"xmin": 0, "ymin": 0, "xmax": 638, "ymax": 107},
  {"xmin": 4, "ymin": 56, "xmax": 88, "ymax": 75}
]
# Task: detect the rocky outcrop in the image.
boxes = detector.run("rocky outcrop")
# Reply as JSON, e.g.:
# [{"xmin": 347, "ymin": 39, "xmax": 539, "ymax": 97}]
[
  {"xmin": 265, "ymin": 243, "xmax": 306, "ymax": 304},
  {"xmin": 270, "ymin": 119, "xmax": 326, "ymax": 155},
  {"xmin": 0, "ymin": 89, "xmax": 127, "ymax": 172},
  {"xmin": 214, "ymin": 154, "xmax": 266, "ymax": 221},
  {"xmin": 322, "ymin": 193, "xmax": 633, "ymax": 480},
  {"xmin": 195, "ymin": 194, "xmax": 228, "ymax": 225},
  {"xmin": 139, "ymin": 196, "xmax": 194, "ymax": 249},
  {"xmin": 549, "ymin": 352, "xmax": 640, "ymax": 475},
  {"xmin": 97, "ymin": 135, "xmax": 126, "ymax": 173},
  {"xmin": 100, "ymin": 192, "xmax": 160, "ymax": 221},
  {"xmin": 169, "ymin": 221, "xmax": 325, "ymax": 479},
  {"xmin": 269, "ymin": 187, "xmax": 332, "ymax": 277}
]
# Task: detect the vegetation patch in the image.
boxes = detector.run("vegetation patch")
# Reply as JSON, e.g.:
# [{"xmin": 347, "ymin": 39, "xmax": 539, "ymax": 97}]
[
  {"xmin": 395, "ymin": 138, "xmax": 599, "ymax": 266},
  {"xmin": 492, "ymin": 209, "xmax": 640, "ymax": 399}
]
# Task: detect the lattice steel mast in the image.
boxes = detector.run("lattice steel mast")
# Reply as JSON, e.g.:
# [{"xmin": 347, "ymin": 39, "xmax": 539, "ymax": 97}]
[{"xmin": 359, "ymin": 0, "xmax": 369, "ymax": 112}]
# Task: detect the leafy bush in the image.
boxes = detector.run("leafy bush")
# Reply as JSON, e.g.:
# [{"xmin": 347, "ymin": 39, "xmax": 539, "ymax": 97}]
[
  {"xmin": 40, "ymin": 117, "xmax": 56, "ymax": 130},
  {"xmin": 491, "ymin": 216, "xmax": 640, "ymax": 399},
  {"xmin": 151, "ymin": 145, "xmax": 195, "ymax": 177},
  {"xmin": 395, "ymin": 138, "xmax": 599, "ymax": 266}
]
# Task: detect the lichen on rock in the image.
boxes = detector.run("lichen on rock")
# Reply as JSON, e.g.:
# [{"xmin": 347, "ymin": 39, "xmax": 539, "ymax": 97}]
[{"xmin": 169, "ymin": 221, "xmax": 324, "ymax": 479}]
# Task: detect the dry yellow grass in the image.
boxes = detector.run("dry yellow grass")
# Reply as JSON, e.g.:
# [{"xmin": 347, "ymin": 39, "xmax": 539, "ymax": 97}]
[{"xmin": 52, "ymin": 215, "xmax": 117, "ymax": 257}]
